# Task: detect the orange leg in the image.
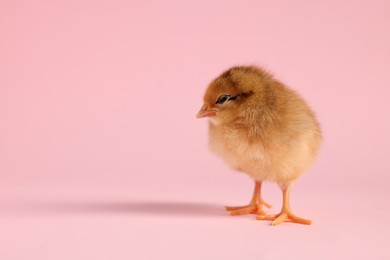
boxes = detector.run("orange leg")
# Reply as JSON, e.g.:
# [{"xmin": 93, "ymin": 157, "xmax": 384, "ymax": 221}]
[
  {"xmin": 256, "ymin": 183, "xmax": 311, "ymax": 225},
  {"xmin": 225, "ymin": 181, "xmax": 271, "ymax": 216}
]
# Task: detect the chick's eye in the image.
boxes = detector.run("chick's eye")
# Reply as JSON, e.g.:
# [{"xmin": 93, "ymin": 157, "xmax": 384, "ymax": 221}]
[{"xmin": 216, "ymin": 95, "xmax": 230, "ymax": 104}]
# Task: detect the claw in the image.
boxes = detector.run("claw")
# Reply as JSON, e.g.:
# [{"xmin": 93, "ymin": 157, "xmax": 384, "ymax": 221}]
[{"xmin": 261, "ymin": 200, "xmax": 272, "ymax": 209}]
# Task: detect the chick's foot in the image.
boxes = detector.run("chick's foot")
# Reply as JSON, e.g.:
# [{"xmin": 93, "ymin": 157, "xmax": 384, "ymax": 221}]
[
  {"xmin": 225, "ymin": 200, "xmax": 271, "ymax": 216},
  {"xmin": 256, "ymin": 212, "xmax": 312, "ymax": 225}
]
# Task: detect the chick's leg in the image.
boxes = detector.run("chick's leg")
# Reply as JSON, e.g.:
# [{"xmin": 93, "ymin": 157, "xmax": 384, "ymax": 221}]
[
  {"xmin": 257, "ymin": 183, "xmax": 312, "ymax": 225},
  {"xmin": 225, "ymin": 181, "xmax": 271, "ymax": 216}
]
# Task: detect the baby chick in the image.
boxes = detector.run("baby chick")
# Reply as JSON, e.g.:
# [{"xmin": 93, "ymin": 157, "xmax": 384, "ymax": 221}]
[{"xmin": 197, "ymin": 65, "xmax": 321, "ymax": 225}]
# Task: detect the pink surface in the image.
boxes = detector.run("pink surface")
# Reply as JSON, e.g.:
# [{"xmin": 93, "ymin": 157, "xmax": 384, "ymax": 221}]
[{"xmin": 1, "ymin": 0, "xmax": 389, "ymax": 259}]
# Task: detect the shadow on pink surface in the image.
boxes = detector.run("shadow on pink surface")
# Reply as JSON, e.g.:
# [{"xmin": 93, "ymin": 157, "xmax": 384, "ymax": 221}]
[{"xmin": 3, "ymin": 200, "xmax": 226, "ymax": 218}]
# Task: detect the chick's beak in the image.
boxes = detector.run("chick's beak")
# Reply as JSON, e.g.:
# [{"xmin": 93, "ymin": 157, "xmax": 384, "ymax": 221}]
[{"xmin": 196, "ymin": 104, "xmax": 218, "ymax": 118}]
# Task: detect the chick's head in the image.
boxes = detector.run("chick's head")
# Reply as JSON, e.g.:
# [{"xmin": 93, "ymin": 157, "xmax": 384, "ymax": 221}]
[{"xmin": 196, "ymin": 66, "xmax": 267, "ymax": 125}]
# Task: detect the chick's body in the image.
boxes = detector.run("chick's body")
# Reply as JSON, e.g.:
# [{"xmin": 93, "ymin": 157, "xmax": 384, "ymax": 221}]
[
  {"xmin": 208, "ymin": 73, "xmax": 321, "ymax": 183},
  {"xmin": 197, "ymin": 66, "xmax": 321, "ymax": 225}
]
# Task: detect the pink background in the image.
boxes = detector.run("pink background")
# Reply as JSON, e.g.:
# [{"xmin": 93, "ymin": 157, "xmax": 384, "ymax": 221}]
[{"xmin": 1, "ymin": 0, "xmax": 389, "ymax": 259}]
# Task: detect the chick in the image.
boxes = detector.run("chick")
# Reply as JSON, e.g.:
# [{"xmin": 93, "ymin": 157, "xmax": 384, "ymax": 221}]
[{"xmin": 197, "ymin": 65, "xmax": 321, "ymax": 225}]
